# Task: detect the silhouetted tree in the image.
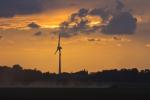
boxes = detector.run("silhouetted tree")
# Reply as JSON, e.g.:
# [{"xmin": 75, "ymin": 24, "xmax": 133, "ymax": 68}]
[
  {"xmin": 0, "ymin": 65, "xmax": 150, "ymax": 86},
  {"xmin": 12, "ymin": 64, "xmax": 23, "ymax": 70}
]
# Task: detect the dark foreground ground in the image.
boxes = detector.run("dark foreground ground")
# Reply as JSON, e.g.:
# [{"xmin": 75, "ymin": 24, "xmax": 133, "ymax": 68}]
[{"xmin": 0, "ymin": 88, "xmax": 150, "ymax": 100}]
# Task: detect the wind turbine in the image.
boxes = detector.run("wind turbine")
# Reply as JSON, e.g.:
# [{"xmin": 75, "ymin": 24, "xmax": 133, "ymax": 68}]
[{"xmin": 55, "ymin": 33, "xmax": 62, "ymax": 75}]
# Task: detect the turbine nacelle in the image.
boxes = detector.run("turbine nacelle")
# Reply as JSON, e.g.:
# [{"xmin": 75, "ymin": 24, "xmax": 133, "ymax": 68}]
[
  {"xmin": 57, "ymin": 46, "xmax": 62, "ymax": 50},
  {"xmin": 55, "ymin": 46, "xmax": 62, "ymax": 54}
]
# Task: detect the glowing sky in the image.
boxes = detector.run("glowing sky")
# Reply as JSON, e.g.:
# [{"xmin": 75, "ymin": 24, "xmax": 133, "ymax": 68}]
[{"xmin": 0, "ymin": 0, "xmax": 150, "ymax": 73}]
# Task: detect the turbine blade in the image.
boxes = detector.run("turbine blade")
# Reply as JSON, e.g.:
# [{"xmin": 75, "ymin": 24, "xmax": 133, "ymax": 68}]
[
  {"xmin": 58, "ymin": 33, "xmax": 61, "ymax": 47},
  {"xmin": 54, "ymin": 48, "xmax": 59, "ymax": 54}
]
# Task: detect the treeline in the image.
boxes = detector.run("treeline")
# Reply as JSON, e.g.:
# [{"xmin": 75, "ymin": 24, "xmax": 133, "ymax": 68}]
[{"xmin": 0, "ymin": 64, "xmax": 150, "ymax": 84}]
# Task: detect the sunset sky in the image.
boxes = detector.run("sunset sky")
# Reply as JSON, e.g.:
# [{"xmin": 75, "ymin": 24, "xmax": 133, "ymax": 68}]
[{"xmin": 0, "ymin": 0, "xmax": 150, "ymax": 73}]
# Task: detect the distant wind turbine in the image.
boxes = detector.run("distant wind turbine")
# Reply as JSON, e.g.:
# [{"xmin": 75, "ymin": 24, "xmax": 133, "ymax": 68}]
[{"xmin": 55, "ymin": 33, "xmax": 62, "ymax": 75}]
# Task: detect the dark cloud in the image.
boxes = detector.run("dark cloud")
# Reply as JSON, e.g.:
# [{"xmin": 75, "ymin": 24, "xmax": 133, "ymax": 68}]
[
  {"xmin": 69, "ymin": 3, "xmax": 79, "ymax": 7},
  {"xmin": 0, "ymin": 0, "xmax": 148, "ymax": 18},
  {"xmin": 99, "ymin": 0, "xmax": 137, "ymax": 35},
  {"xmin": 89, "ymin": 8, "xmax": 110, "ymax": 21},
  {"xmin": 116, "ymin": 0, "xmax": 125, "ymax": 11},
  {"xmin": 27, "ymin": 22, "xmax": 41, "ymax": 29},
  {"xmin": 34, "ymin": 31, "xmax": 42, "ymax": 36},
  {"xmin": 0, "ymin": 0, "xmax": 102, "ymax": 18},
  {"xmin": 0, "ymin": 0, "xmax": 44, "ymax": 17},
  {"xmin": 87, "ymin": 38, "xmax": 101, "ymax": 42},
  {"xmin": 59, "ymin": 8, "xmax": 91, "ymax": 37},
  {"xmin": 113, "ymin": 36, "xmax": 122, "ymax": 40},
  {"xmin": 90, "ymin": 0, "xmax": 137, "ymax": 35},
  {"xmin": 58, "ymin": 0, "xmax": 137, "ymax": 37},
  {"xmin": 101, "ymin": 12, "xmax": 137, "ymax": 35},
  {"xmin": 0, "ymin": 0, "xmax": 70, "ymax": 18}
]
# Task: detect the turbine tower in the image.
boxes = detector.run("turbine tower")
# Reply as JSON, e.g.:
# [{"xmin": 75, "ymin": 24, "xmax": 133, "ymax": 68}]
[{"xmin": 55, "ymin": 33, "xmax": 62, "ymax": 75}]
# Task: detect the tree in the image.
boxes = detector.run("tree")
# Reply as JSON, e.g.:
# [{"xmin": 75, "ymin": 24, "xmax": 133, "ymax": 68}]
[{"xmin": 12, "ymin": 64, "xmax": 23, "ymax": 70}]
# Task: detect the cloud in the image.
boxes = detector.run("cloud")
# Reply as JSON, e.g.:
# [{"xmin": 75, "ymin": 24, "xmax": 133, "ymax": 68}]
[
  {"xmin": 27, "ymin": 22, "xmax": 41, "ymax": 29},
  {"xmin": 106, "ymin": 0, "xmax": 137, "ymax": 34},
  {"xmin": 145, "ymin": 44, "xmax": 150, "ymax": 48},
  {"xmin": 0, "ymin": 0, "xmax": 70, "ymax": 18},
  {"xmin": 34, "ymin": 31, "xmax": 42, "ymax": 36},
  {"xmin": 59, "ymin": 8, "xmax": 91, "ymax": 37},
  {"xmin": 113, "ymin": 36, "xmax": 122, "ymax": 40},
  {"xmin": 89, "ymin": 8, "xmax": 110, "ymax": 21},
  {"xmin": 69, "ymin": 3, "xmax": 79, "ymax": 7},
  {"xmin": 116, "ymin": 0, "xmax": 124, "ymax": 11},
  {"xmin": 101, "ymin": 12, "xmax": 137, "ymax": 35},
  {"xmin": 0, "ymin": 0, "xmax": 149, "ymax": 18},
  {"xmin": 0, "ymin": 0, "xmax": 44, "ymax": 17},
  {"xmin": 87, "ymin": 38, "xmax": 101, "ymax": 42},
  {"xmin": 58, "ymin": 0, "xmax": 137, "ymax": 37}
]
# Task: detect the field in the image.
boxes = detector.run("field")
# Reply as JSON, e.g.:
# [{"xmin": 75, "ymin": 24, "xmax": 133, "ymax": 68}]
[{"xmin": 0, "ymin": 88, "xmax": 150, "ymax": 99}]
